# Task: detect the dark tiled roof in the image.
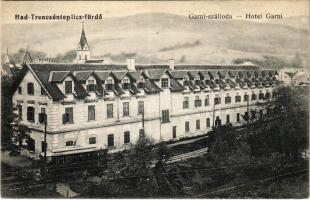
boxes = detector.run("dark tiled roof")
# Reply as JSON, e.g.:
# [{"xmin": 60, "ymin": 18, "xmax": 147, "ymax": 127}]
[
  {"xmin": 75, "ymin": 71, "xmax": 93, "ymax": 82},
  {"xmin": 95, "ymin": 71, "xmax": 111, "ymax": 81},
  {"xmin": 175, "ymin": 64, "xmax": 259, "ymax": 70},
  {"xmin": 146, "ymin": 69, "xmax": 166, "ymax": 80},
  {"xmin": 170, "ymin": 78, "xmax": 185, "ymax": 92},
  {"xmin": 188, "ymin": 70, "xmax": 199, "ymax": 78},
  {"xmin": 218, "ymin": 70, "xmax": 229, "ymax": 79},
  {"xmin": 170, "ymin": 70, "xmax": 188, "ymax": 79},
  {"xmin": 226, "ymin": 79, "xmax": 237, "ymax": 88},
  {"xmin": 218, "ymin": 79, "xmax": 227, "ymax": 89},
  {"xmin": 144, "ymin": 79, "xmax": 162, "ymax": 93},
  {"xmin": 228, "ymin": 70, "xmax": 238, "ymax": 78},
  {"xmin": 112, "ymin": 71, "xmax": 128, "ymax": 81},
  {"xmin": 236, "ymin": 79, "xmax": 246, "ymax": 88},
  {"xmin": 200, "ymin": 70, "xmax": 210, "ymax": 79},
  {"xmin": 129, "ymin": 83, "xmax": 140, "ymax": 95},
  {"xmin": 50, "ymin": 71, "xmax": 70, "ymax": 82}
]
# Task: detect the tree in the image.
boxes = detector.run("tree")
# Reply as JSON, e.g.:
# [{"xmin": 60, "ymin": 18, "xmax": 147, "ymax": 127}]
[
  {"xmin": 248, "ymin": 86, "xmax": 308, "ymax": 159},
  {"xmin": 1, "ymin": 71, "xmax": 31, "ymax": 155}
]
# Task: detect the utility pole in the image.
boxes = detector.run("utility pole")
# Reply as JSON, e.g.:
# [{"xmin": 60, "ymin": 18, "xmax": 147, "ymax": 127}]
[
  {"xmin": 212, "ymin": 99, "xmax": 216, "ymax": 129},
  {"xmin": 39, "ymin": 113, "xmax": 47, "ymax": 189}
]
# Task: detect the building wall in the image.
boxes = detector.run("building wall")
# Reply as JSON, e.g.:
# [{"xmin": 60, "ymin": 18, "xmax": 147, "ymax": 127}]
[{"xmin": 13, "ymin": 70, "xmax": 276, "ymax": 158}]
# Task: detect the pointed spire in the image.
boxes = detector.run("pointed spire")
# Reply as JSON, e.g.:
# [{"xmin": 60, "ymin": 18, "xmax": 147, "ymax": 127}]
[
  {"xmin": 4, "ymin": 48, "xmax": 10, "ymax": 64},
  {"xmin": 23, "ymin": 47, "xmax": 33, "ymax": 64},
  {"xmin": 79, "ymin": 22, "xmax": 89, "ymax": 50}
]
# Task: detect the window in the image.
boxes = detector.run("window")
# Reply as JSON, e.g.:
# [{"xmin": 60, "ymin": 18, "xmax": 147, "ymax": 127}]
[
  {"xmin": 172, "ymin": 126, "xmax": 177, "ymax": 139},
  {"xmin": 17, "ymin": 104, "xmax": 22, "ymax": 120},
  {"xmin": 27, "ymin": 106, "xmax": 35, "ymax": 122},
  {"xmin": 194, "ymin": 96, "xmax": 202, "ymax": 107},
  {"xmin": 139, "ymin": 129, "xmax": 145, "ymax": 138},
  {"xmin": 41, "ymin": 87, "xmax": 46, "ymax": 95},
  {"xmin": 66, "ymin": 141, "xmax": 74, "ymax": 146},
  {"xmin": 18, "ymin": 87, "xmax": 22, "ymax": 94},
  {"xmin": 108, "ymin": 134, "xmax": 114, "ymax": 147},
  {"xmin": 161, "ymin": 110, "xmax": 170, "ymax": 123},
  {"xmin": 183, "ymin": 97, "xmax": 189, "ymax": 109},
  {"xmin": 206, "ymin": 118, "xmax": 210, "ymax": 128},
  {"xmin": 137, "ymin": 77, "xmax": 145, "ymax": 89},
  {"xmin": 88, "ymin": 105, "xmax": 95, "ymax": 121},
  {"xmin": 106, "ymin": 79, "xmax": 114, "ymax": 91},
  {"xmin": 89, "ymin": 137, "xmax": 96, "ymax": 144},
  {"xmin": 63, "ymin": 107, "xmax": 73, "ymax": 124},
  {"xmin": 215, "ymin": 116, "xmax": 222, "ymax": 127},
  {"xmin": 195, "ymin": 78, "xmax": 200, "ymax": 86},
  {"xmin": 196, "ymin": 120, "xmax": 200, "ymax": 130},
  {"xmin": 65, "ymin": 81, "xmax": 72, "ymax": 94},
  {"xmin": 251, "ymin": 93, "xmax": 257, "ymax": 100},
  {"xmin": 259, "ymin": 92, "xmax": 264, "ymax": 100},
  {"xmin": 27, "ymin": 83, "xmax": 34, "ymax": 95},
  {"xmin": 205, "ymin": 95, "xmax": 209, "ymax": 106},
  {"xmin": 85, "ymin": 55, "xmax": 88, "ymax": 60},
  {"xmin": 107, "ymin": 104, "xmax": 113, "ymax": 118},
  {"xmin": 244, "ymin": 94, "xmax": 249, "ymax": 102},
  {"xmin": 123, "ymin": 102, "xmax": 129, "ymax": 117},
  {"xmin": 161, "ymin": 78, "xmax": 169, "ymax": 88},
  {"xmin": 183, "ymin": 77, "xmax": 189, "ymax": 86},
  {"xmin": 237, "ymin": 113, "xmax": 240, "ymax": 122},
  {"xmin": 138, "ymin": 101, "xmax": 144, "ymax": 115},
  {"xmin": 265, "ymin": 92, "xmax": 271, "ymax": 99},
  {"xmin": 235, "ymin": 95, "xmax": 241, "ymax": 103},
  {"xmin": 185, "ymin": 121, "xmax": 190, "ymax": 132},
  {"xmin": 214, "ymin": 97, "xmax": 221, "ymax": 105},
  {"xmin": 124, "ymin": 131, "xmax": 130, "ymax": 144},
  {"xmin": 226, "ymin": 114, "xmax": 230, "ymax": 124},
  {"xmin": 225, "ymin": 96, "xmax": 231, "ymax": 104},
  {"xmin": 87, "ymin": 80, "xmax": 96, "ymax": 92},
  {"xmin": 122, "ymin": 78, "xmax": 130, "ymax": 90}
]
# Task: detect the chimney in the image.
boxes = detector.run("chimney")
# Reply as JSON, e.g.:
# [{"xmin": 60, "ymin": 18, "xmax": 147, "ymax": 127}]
[
  {"xmin": 169, "ymin": 59, "xmax": 175, "ymax": 70},
  {"xmin": 127, "ymin": 58, "xmax": 136, "ymax": 71}
]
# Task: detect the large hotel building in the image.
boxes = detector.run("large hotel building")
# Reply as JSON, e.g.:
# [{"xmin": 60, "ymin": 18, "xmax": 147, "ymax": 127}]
[{"xmin": 12, "ymin": 27, "xmax": 280, "ymax": 158}]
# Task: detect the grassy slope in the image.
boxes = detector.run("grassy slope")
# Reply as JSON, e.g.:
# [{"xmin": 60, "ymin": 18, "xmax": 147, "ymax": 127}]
[{"xmin": 2, "ymin": 13, "xmax": 309, "ymax": 64}]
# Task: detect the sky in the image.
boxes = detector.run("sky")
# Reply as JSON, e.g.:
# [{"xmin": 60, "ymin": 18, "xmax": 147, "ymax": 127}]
[{"xmin": 1, "ymin": 0, "xmax": 309, "ymax": 25}]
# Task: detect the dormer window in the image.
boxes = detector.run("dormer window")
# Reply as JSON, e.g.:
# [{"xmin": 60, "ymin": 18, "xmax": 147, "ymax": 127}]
[
  {"xmin": 106, "ymin": 79, "xmax": 114, "ymax": 91},
  {"xmin": 87, "ymin": 80, "xmax": 96, "ymax": 92},
  {"xmin": 65, "ymin": 81, "xmax": 73, "ymax": 94},
  {"xmin": 194, "ymin": 76, "xmax": 200, "ymax": 85},
  {"xmin": 183, "ymin": 77, "xmax": 189, "ymax": 86},
  {"xmin": 137, "ymin": 77, "xmax": 145, "ymax": 89},
  {"xmin": 161, "ymin": 78, "xmax": 169, "ymax": 89},
  {"xmin": 122, "ymin": 78, "xmax": 130, "ymax": 90}
]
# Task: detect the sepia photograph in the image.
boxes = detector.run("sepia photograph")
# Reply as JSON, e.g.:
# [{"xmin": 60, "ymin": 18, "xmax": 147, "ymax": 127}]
[{"xmin": 0, "ymin": 0, "xmax": 309, "ymax": 198}]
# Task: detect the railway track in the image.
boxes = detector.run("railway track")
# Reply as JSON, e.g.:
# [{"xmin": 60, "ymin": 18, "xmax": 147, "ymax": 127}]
[{"xmin": 151, "ymin": 147, "xmax": 209, "ymax": 166}]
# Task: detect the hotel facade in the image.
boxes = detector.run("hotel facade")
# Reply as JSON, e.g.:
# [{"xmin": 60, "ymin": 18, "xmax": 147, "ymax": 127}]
[{"xmin": 12, "ymin": 27, "xmax": 280, "ymax": 158}]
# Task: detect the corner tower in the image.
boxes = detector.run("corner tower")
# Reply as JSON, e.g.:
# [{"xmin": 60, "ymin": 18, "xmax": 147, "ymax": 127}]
[{"xmin": 76, "ymin": 23, "xmax": 90, "ymax": 63}]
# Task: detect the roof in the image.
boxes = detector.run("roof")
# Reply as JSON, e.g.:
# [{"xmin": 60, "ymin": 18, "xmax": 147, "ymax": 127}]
[
  {"xmin": 144, "ymin": 79, "xmax": 162, "ymax": 93},
  {"xmin": 170, "ymin": 70, "xmax": 188, "ymax": 79},
  {"xmin": 170, "ymin": 78, "xmax": 185, "ymax": 92},
  {"xmin": 146, "ymin": 69, "xmax": 167, "ymax": 80},
  {"xmin": 49, "ymin": 71, "xmax": 70, "ymax": 82},
  {"xmin": 74, "ymin": 71, "xmax": 93, "ymax": 82}
]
